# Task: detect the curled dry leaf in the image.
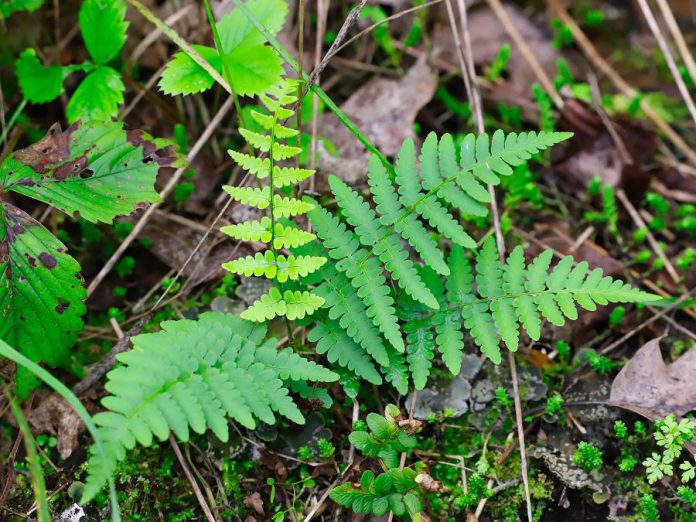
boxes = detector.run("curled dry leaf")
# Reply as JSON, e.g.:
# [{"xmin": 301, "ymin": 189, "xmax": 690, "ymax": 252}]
[{"xmin": 609, "ymin": 337, "xmax": 696, "ymax": 420}]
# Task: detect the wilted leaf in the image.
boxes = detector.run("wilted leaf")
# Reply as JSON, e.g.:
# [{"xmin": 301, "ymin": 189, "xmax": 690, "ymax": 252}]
[
  {"xmin": 609, "ymin": 337, "xmax": 696, "ymax": 419},
  {"xmin": 28, "ymin": 393, "xmax": 84, "ymax": 459}
]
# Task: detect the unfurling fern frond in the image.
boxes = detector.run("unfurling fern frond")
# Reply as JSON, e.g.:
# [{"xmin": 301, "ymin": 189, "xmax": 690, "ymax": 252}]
[
  {"xmin": 222, "ymin": 78, "xmax": 325, "ymax": 321},
  {"xmin": 82, "ymin": 312, "xmax": 337, "ymax": 502},
  {"xmin": 395, "ymin": 237, "xmax": 659, "ymax": 388}
]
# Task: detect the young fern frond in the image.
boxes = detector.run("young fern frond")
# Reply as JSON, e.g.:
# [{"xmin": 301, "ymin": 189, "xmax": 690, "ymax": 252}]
[
  {"xmin": 82, "ymin": 312, "xmax": 337, "ymax": 502},
  {"xmin": 222, "ymin": 78, "xmax": 325, "ymax": 321}
]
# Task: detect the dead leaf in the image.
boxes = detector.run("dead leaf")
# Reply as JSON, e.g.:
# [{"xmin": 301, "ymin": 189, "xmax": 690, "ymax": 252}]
[
  {"xmin": 432, "ymin": 3, "xmax": 558, "ymax": 98},
  {"xmin": 244, "ymin": 492, "xmax": 265, "ymax": 516},
  {"xmin": 609, "ymin": 337, "xmax": 696, "ymax": 420},
  {"xmin": 142, "ymin": 212, "xmax": 253, "ymax": 285},
  {"xmin": 317, "ymin": 57, "xmax": 436, "ymax": 183},
  {"xmin": 27, "ymin": 393, "xmax": 84, "ymax": 459}
]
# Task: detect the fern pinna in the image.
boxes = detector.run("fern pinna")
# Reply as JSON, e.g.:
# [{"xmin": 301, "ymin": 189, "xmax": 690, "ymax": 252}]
[
  {"xmin": 307, "ymin": 131, "xmax": 659, "ymax": 391},
  {"xmin": 82, "ymin": 312, "xmax": 337, "ymax": 501},
  {"xmin": 221, "ymin": 78, "xmax": 326, "ymax": 322}
]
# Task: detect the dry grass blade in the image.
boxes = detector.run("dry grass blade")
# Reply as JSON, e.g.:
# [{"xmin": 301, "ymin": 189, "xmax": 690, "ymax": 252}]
[{"xmin": 636, "ymin": 0, "xmax": 696, "ymax": 126}]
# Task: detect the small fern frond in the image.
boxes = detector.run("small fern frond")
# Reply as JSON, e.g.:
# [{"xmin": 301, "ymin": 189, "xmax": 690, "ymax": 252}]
[
  {"xmin": 223, "ymin": 251, "xmax": 325, "ymax": 283},
  {"xmin": 222, "ymin": 76, "xmax": 325, "ymax": 321},
  {"xmin": 308, "ymin": 203, "xmax": 404, "ymax": 352},
  {"xmin": 83, "ymin": 312, "xmax": 337, "ymax": 502},
  {"xmin": 242, "ymin": 287, "xmax": 325, "ymax": 321}
]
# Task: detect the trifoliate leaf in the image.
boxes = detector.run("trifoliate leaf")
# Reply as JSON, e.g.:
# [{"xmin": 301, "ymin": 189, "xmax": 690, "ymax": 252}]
[
  {"xmin": 158, "ymin": 45, "xmax": 221, "ymax": 96},
  {"xmin": 1, "ymin": 120, "xmax": 183, "ymax": 223},
  {"xmin": 15, "ymin": 49, "xmax": 64, "ymax": 103},
  {"xmin": 66, "ymin": 66, "xmax": 124, "ymax": 123},
  {"xmin": 78, "ymin": 0, "xmax": 128, "ymax": 65},
  {"xmin": 0, "ymin": 202, "xmax": 86, "ymax": 367}
]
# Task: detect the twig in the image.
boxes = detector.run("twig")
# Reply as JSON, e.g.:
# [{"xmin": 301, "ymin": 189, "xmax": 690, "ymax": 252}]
[
  {"xmin": 636, "ymin": 0, "xmax": 696, "ymax": 126},
  {"xmin": 87, "ymin": 97, "xmax": 235, "ymax": 296},
  {"xmin": 615, "ymin": 188, "xmax": 680, "ymax": 284},
  {"xmin": 654, "ymin": 0, "xmax": 696, "ymax": 90},
  {"xmin": 71, "ymin": 316, "xmax": 149, "ymax": 395},
  {"xmin": 169, "ymin": 435, "xmax": 218, "ymax": 522},
  {"xmin": 306, "ymin": 0, "xmax": 369, "ymax": 89}
]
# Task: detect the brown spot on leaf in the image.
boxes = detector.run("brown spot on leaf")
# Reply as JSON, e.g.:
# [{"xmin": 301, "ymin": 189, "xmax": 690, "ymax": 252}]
[
  {"xmin": 0, "ymin": 242, "xmax": 8, "ymax": 264},
  {"xmin": 38, "ymin": 252, "xmax": 57, "ymax": 269},
  {"xmin": 24, "ymin": 254, "xmax": 37, "ymax": 268}
]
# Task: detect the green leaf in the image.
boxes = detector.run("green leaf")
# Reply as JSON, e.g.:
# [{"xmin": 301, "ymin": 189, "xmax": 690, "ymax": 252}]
[
  {"xmin": 215, "ymin": 0, "xmax": 287, "ymax": 96},
  {"xmin": 15, "ymin": 49, "xmax": 64, "ymax": 103},
  {"xmin": 221, "ymin": 44, "xmax": 283, "ymax": 97},
  {"xmin": 0, "ymin": 202, "xmax": 86, "ymax": 367},
  {"xmin": 79, "ymin": 0, "xmax": 128, "ymax": 65},
  {"xmin": 158, "ymin": 45, "xmax": 222, "ymax": 96},
  {"xmin": 1, "ymin": 0, "xmax": 44, "ymax": 18},
  {"xmin": 217, "ymin": 0, "xmax": 287, "ymax": 49},
  {"xmin": 84, "ymin": 312, "xmax": 335, "ymax": 500},
  {"xmin": 3, "ymin": 120, "xmax": 182, "ymax": 223},
  {"xmin": 66, "ymin": 66, "xmax": 125, "ymax": 123}
]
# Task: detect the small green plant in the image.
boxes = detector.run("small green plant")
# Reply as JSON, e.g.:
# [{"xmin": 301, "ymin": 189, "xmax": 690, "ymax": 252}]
[
  {"xmin": 572, "ymin": 441, "xmax": 603, "ymax": 472},
  {"xmin": 1, "ymin": 0, "xmax": 44, "ymax": 18},
  {"xmin": 643, "ymin": 415, "xmax": 696, "ymax": 484},
  {"xmin": 640, "ymin": 494, "xmax": 660, "ymax": 522},
  {"xmin": 330, "ymin": 404, "xmax": 440, "ymax": 520},
  {"xmin": 486, "ymin": 44, "xmax": 511, "ymax": 82},
  {"xmin": 16, "ymin": 0, "xmax": 129, "ymax": 122}
]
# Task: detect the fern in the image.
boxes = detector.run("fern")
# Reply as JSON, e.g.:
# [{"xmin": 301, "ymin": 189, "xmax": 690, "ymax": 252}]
[
  {"xmin": 222, "ymin": 78, "xmax": 325, "ymax": 321},
  {"xmin": 82, "ymin": 312, "xmax": 337, "ymax": 502},
  {"xmin": 308, "ymin": 131, "xmax": 574, "ymax": 389}
]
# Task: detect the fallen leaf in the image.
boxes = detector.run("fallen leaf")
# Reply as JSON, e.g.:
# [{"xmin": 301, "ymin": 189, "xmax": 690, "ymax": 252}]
[
  {"xmin": 142, "ymin": 212, "xmax": 253, "ymax": 285},
  {"xmin": 244, "ymin": 492, "xmax": 265, "ymax": 516},
  {"xmin": 609, "ymin": 337, "xmax": 696, "ymax": 419},
  {"xmin": 317, "ymin": 57, "xmax": 436, "ymax": 183},
  {"xmin": 27, "ymin": 393, "xmax": 84, "ymax": 459}
]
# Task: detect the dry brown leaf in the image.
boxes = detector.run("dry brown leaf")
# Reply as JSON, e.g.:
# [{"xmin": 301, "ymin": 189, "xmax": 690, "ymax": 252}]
[
  {"xmin": 317, "ymin": 57, "xmax": 436, "ymax": 183},
  {"xmin": 243, "ymin": 492, "xmax": 265, "ymax": 516},
  {"xmin": 609, "ymin": 337, "xmax": 696, "ymax": 420},
  {"xmin": 27, "ymin": 393, "xmax": 84, "ymax": 459}
]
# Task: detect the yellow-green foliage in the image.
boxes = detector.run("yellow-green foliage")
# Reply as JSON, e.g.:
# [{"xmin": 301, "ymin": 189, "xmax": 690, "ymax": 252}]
[{"xmin": 222, "ymin": 78, "xmax": 326, "ymax": 321}]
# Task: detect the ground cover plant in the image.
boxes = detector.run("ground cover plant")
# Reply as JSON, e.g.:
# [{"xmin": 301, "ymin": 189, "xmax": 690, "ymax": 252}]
[{"xmin": 0, "ymin": 0, "xmax": 695, "ymax": 521}]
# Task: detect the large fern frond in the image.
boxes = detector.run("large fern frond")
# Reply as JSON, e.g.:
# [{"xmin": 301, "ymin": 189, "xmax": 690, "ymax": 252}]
[{"xmin": 82, "ymin": 312, "xmax": 337, "ymax": 502}]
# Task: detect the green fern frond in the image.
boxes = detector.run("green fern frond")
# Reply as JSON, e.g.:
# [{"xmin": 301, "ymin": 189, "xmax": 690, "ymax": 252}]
[
  {"xmin": 453, "ymin": 238, "xmax": 659, "ymax": 363},
  {"xmin": 82, "ymin": 312, "xmax": 337, "ymax": 502},
  {"xmin": 308, "ymin": 131, "xmax": 575, "ymax": 390},
  {"xmin": 242, "ymin": 287, "xmax": 325, "ymax": 321},
  {"xmin": 308, "ymin": 203, "xmax": 404, "ymax": 352},
  {"xmin": 223, "ymin": 251, "xmax": 325, "ymax": 283},
  {"xmin": 222, "ymin": 76, "xmax": 325, "ymax": 321}
]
